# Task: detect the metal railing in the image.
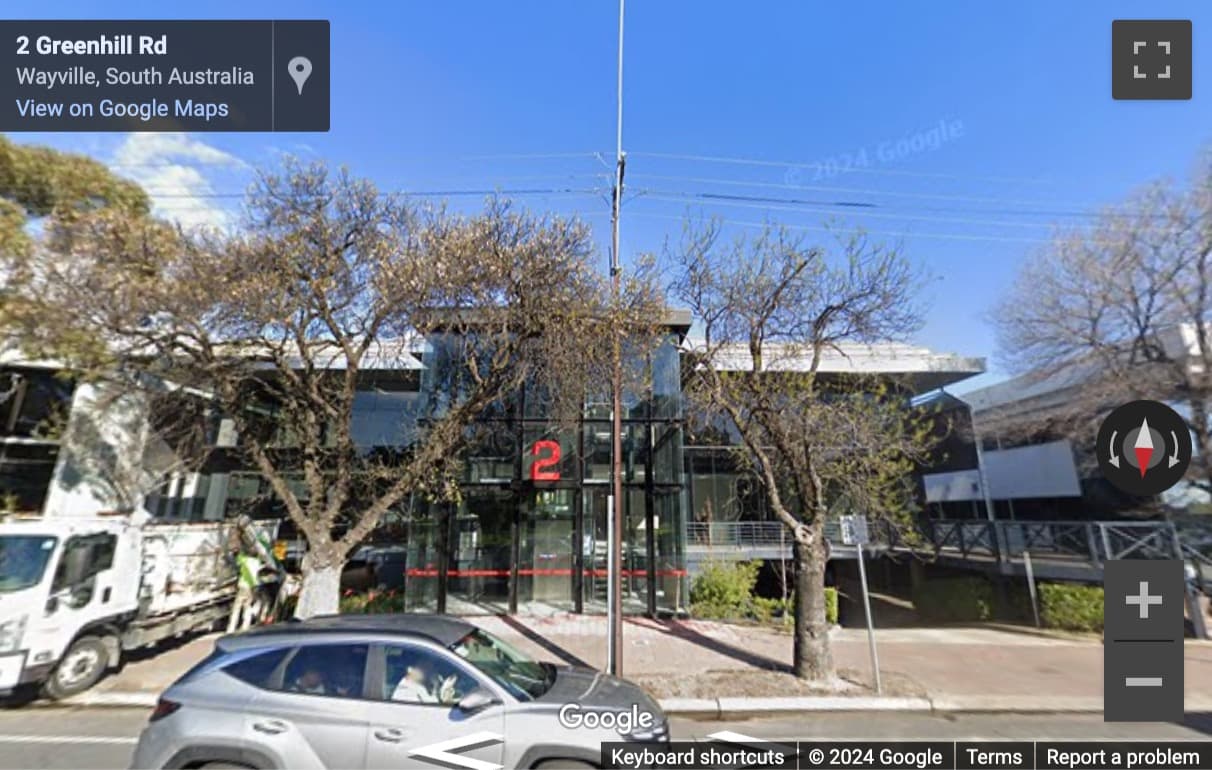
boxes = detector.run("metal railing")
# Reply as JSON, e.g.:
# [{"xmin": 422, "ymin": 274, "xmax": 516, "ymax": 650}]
[
  {"xmin": 921, "ymin": 519, "xmax": 1182, "ymax": 564},
  {"xmin": 686, "ymin": 517, "xmax": 1190, "ymax": 569},
  {"xmin": 685, "ymin": 519, "xmax": 893, "ymax": 549},
  {"xmin": 686, "ymin": 521, "xmax": 787, "ymax": 547}
]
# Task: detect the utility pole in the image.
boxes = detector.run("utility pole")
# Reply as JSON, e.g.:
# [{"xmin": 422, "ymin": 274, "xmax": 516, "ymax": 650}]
[
  {"xmin": 607, "ymin": 0, "xmax": 626, "ymax": 677},
  {"xmin": 969, "ymin": 407, "xmax": 1004, "ymax": 571}
]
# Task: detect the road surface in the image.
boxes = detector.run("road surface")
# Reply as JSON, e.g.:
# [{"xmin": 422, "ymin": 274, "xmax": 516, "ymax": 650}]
[{"xmin": 0, "ymin": 707, "xmax": 1208, "ymax": 768}]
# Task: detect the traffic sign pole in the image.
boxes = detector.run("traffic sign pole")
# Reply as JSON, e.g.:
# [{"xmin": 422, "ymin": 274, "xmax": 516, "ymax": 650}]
[
  {"xmin": 856, "ymin": 541, "xmax": 882, "ymax": 695},
  {"xmin": 843, "ymin": 515, "xmax": 882, "ymax": 695}
]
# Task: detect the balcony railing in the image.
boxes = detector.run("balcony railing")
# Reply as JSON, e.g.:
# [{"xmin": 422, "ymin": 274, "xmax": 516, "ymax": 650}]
[
  {"xmin": 920, "ymin": 519, "xmax": 1183, "ymax": 563},
  {"xmin": 686, "ymin": 521, "xmax": 788, "ymax": 548},
  {"xmin": 686, "ymin": 517, "xmax": 1192, "ymax": 569},
  {"xmin": 686, "ymin": 519, "xmax": 895, "ymax": 549}
]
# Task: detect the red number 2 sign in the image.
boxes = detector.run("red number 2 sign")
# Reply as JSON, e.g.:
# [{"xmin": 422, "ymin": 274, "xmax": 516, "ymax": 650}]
[{"xmin": 530, "ymin": 439, "xmax": 561, "ymax": 481}]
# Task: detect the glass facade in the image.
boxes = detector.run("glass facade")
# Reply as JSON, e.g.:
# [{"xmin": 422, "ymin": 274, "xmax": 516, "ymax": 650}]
[
  {"xmin": 20, "ymin": 333, "xmax": 702, "ymax": 616},
  {"xmin": 400, "ymin": 333, "xmax": 689, "ymax": 616},
  {"xmin": 0, "ymin": 368, "xmax": 73, "ymax": 513}
]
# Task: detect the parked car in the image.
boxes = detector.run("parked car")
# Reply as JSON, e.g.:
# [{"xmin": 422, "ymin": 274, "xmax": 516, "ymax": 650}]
[
  {"xmin": 130, "ymin": 614, "xmax": 668, "ymax": 769},
  {"xmin": 340, "ymin": 545, "xmax": 408, "ymax": 593}
]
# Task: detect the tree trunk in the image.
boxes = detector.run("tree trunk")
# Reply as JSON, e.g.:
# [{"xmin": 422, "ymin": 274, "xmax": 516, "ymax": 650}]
[
  {"xmin": 792, "ymin": 533, "xmax": 834, "ymax": 681},
  {"xmin": 295, "ymin": 551, "xmax": 342, "ymax": 619}
]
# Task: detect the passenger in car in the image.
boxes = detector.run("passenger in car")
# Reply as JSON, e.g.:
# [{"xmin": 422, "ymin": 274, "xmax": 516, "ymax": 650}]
[{"xmin": 290, "ymin": 666, "xmax": 328, "ymax": 695}]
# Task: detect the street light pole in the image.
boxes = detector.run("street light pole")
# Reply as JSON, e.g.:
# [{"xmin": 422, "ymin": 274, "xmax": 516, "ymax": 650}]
[{"xmin": 607, "ymin": 0, "xmax": 626, "ymax": 677}]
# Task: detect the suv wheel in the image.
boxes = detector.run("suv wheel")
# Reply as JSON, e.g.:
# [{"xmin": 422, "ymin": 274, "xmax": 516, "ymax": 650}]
[{"xmin": 43, "ymin": 636, "xmax": 110, "ymax": 699}]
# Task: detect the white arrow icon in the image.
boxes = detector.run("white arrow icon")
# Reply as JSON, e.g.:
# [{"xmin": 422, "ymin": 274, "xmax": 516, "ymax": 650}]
[
  {"xmin": 1170, "ymin": 430, "xmax": 1182, "ymax": 468},
  {"xmin": 1133, "ymin": 417, "xmax": 1155, "ymax": 478},
  {"xmin": 707, "ymin": 731, "xmax": 769, "ymax": 744},
  {"xmin": 1109, "ymin": 429, "xmax": 1120, "ymax": 468},
  {"xmin": 408, "ymin": 732, "xmax": 504, "ymax": 770}
]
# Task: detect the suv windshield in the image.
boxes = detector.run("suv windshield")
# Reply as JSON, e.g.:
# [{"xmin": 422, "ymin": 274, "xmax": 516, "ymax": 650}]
[
  {"xmin": 450, "ymin": 628, "xmax": 552, "ymax": 700},
  {"xmin": 0, "ymin": 535, "xmax": 57, "ymax": 593}
]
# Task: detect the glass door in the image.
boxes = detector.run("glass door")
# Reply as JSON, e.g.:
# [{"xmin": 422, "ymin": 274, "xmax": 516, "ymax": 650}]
[
  {"xmin": 519, "ymin": 489, "xmax": 576, "ymax": 611},
  {"xmin": 446, "ymin": 488, "xmax": 514, "ymax": 613},
  {"xmin": 581, "ymin": 487, "xmax": 609, "ymax": 612}
]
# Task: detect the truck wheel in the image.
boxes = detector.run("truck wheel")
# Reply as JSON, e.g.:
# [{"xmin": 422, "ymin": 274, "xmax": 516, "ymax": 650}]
[{"xmin": 43, "ymin": 636, "xmax": 110, "ymax": 700}]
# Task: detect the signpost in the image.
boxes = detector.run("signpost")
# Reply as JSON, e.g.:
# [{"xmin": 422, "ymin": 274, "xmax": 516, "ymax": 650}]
[
  {"xmin": 841, "ymin": 514, "xmax": 882, "ymax": 695},
  {"xmin": 1023, "ymin": 550, "xmax": 1041, "ymax": 628}
]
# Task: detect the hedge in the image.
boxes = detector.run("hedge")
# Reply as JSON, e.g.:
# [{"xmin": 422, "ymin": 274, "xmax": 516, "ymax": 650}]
[
  {"xmin": 1037, "ymin": 582, "xmax": 1103, "ymax": 632},
  {"xmin": 689, "ymin": 560, "xmax": 838, "ymax": 625},
  {"xmin": 912, "ymin": 576, "xmax": 1105, "ymax": 631},
  {"xmin": 690, "ymin": 561, "xmax": 762, "ymax": 616}
]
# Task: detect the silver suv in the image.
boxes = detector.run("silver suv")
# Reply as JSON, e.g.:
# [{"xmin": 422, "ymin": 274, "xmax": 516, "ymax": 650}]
[{"xmin": 130, "ymin": 614, "xmax": 668, "ymax": 769}]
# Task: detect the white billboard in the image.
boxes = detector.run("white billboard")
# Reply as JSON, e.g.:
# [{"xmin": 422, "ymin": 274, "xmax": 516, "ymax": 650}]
[{"xmin": 924, "ymin": 439, "xmax": 1082, "ymax": 502}]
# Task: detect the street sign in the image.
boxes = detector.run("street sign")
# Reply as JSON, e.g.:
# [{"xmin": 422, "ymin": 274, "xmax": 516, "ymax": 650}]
[
  {"xmin": 840, "ymin": 514, "xmax": 881, "ymax": 694},
  {"xmin": 840, "ymin": 515, "xmax": 869, "ymax": 545}
]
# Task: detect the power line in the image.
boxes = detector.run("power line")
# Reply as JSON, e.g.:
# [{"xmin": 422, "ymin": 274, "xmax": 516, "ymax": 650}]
[
  {"xmin": 456, "ymin": 151, "xmax": 606, "ymax": 162},
  {"xmin": 628, "ymin": 150, "xmax": 1054, "ymax": 185},
  {"xmin": 626, "ymin": 173, "xmax": 1119, "ymax": 216},
  {"xmin": 626, "ymin": 211, "xmax": 1065, "ymax": 245},
  {"xmin": 142, "ymin": 186, "xmax": 607, "ymax": 200},
  {"xmin": 105, "ymin": 153, "xmax": 606, "ymax": 168},
  {"xmin": 636, "ymin": 191, "xmax": 1091, "ymax": 231}
]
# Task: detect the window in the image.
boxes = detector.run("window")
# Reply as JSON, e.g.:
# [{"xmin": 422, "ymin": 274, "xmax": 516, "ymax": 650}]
[
  {"xmin": 450, "ymin": 628, "xmax": 552, "ymax": 701},
  {"xmin": 279, "ymin": 644, "xmax": 368, "ymax": 699},
  {"xmin": 379, "ymin": 644, "xmax": 479, "ymax": 706},
  {"xmin": 0, "ymin": 369, "xmax": 73, "ymax": 440},
  {"xmin": 51, "ymin": 533, "xmax": 117, "ymax": 594},
  {"xmin": 223, "ymin": 648, "xmax": 291, "ymax": 689},
  {"xmin": 0, "ymin": 535, "xmax": 56, "ymax": 593}
]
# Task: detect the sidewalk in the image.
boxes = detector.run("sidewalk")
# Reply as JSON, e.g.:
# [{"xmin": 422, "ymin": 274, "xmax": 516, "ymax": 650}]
[{"xmin": 57, "ymin": 615, "xmax": 1212, "ymax": 715}]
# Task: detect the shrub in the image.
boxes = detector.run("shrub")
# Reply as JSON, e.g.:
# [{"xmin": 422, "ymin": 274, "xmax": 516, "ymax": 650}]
[
  {"xmin": 340, "ymin": 589, "xmax": 406, "ymax": 614},
  {"xmin": 1038, "ymin": 582, "xmax": 1103, "ymax": 632},
  {"xmin": 912, "ymin": 576, "xmax": 993, "ymax": 622},
  {"xmin": 690, "ymin": 560, "xmax": 761, "ymax": 616},
  {"xmin": 690, "ymin": 561, "xmax": 838, "ymax": 626},
  {"xmin": 751, "ymin": 596, "xmax": 785, "ymax": 624},
  {"xmin": 750, "ymin": 589, "xmax": 838, "ymax": 626}
]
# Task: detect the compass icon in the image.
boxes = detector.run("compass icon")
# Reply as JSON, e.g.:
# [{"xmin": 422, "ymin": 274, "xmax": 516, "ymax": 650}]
[{"xmin": 1096, "ymin": 400, "xmax": 1192, "ymax": 496}]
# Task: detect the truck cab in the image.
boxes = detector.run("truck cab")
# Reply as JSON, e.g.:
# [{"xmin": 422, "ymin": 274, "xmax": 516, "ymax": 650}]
[{"xmin": 0, "ymin": 517, "xmax": 145, "ymax": 698}]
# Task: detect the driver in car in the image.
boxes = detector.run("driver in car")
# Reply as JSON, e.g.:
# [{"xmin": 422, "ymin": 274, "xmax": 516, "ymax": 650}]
[{"xmin": 391, "ymin": 659, "xmax": 457, "ymax": 704}]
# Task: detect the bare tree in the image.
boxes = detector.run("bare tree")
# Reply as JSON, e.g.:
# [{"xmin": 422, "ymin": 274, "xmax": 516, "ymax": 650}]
[
  {"xmin": 995, "ymin": 152, "xmax": 1212, "ymax": 495},
  {"xmin": 670, "ymin": 220, "xmax": 934, "ymax": 681},
  {"xmin": 10, "ymin": 160, "xmax": 660, "ymax": 617}
]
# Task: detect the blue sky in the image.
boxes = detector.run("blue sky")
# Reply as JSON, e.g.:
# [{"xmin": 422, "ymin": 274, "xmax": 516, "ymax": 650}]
[{"xmin": 10, "ymin": 1, "xmax": 1212, "ymax": 391}]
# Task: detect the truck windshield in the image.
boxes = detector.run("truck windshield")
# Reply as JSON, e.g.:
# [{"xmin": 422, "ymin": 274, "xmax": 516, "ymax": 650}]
[{"xmin": 0, "ymin": 535, "xmax": 57, "ymax": 593}]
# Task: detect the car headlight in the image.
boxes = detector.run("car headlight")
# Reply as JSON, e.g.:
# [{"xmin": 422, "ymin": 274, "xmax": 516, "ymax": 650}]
[
  {"xmin": 0, "ymin": 615, "xmax": 27, "ymax": 653},
  {"xmin": 625, "ymin": 720, "xmax": 669, "ymax": 743}
]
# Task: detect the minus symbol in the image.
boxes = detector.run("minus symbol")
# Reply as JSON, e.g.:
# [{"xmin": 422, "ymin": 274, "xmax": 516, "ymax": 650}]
[{"xmin": 1125, "ymin": 677, "xmax": 1164, "ymax": 687}]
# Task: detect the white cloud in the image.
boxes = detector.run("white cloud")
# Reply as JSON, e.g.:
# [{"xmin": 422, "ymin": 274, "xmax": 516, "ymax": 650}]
[{"xmin": 111, "ymin": 133, "xmax": 249, "ymax": 232}]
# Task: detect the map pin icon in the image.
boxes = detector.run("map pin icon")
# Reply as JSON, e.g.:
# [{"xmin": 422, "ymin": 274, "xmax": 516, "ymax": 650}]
[{"xmin": 288, "ymin": 56, "xmax": 312, "ymax": 95}]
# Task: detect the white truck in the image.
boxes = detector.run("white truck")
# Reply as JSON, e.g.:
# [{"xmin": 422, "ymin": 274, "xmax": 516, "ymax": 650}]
[{"xmin": 0, "ymin": 513, "xmax": 278, "ymax": 700}]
